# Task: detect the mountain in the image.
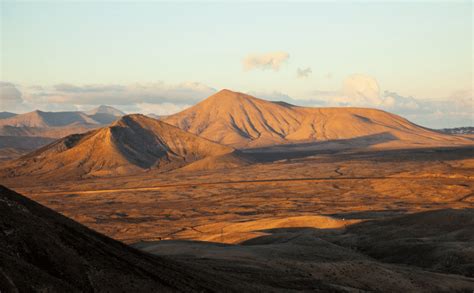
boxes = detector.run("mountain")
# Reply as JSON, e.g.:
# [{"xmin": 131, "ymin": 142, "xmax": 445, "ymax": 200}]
[
  {"xmin": 0, "ymin": 185, "xmax": 229, "ymax": 292},
  {"xmin": 0, "ymin": 110, "xmax": 99, "ymax": 128},
  {"xmin": 0, "ymin": 106, "xmax": 124, "ymax": 138},
  {"xmin": 1, "ymin": 114, "xmax": 236, "ymax": 179},
  {"xmin": 0, "ymin": 112, "xmax": 17, "ymax": 119},
  {"xmin": 0, "ymin": 110, "xmax": 102, "ymax": 140},
  {"xmin": 164, "ymin": 89, "xmax": 470, "ymax": 148},
  {"xmin": 85, "ymin": 105, "xmax": 125, "ymax": 124},
  {"xmin": 85, "ymin": 105, "xmax": 125, "ymax": 116}
]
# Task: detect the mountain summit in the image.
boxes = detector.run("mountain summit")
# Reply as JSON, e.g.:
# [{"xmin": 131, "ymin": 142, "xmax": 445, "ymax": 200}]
[
  {"xmin": 164, "ymin": 89, "xmax": 469, "ymax": 148},
  {"xmin": 85, "ymin": 105, "xmax": 125, "ymax": 116},
  {"xmin": 83, "ymin": 105, "xmax": 124, "ymax": 124}
]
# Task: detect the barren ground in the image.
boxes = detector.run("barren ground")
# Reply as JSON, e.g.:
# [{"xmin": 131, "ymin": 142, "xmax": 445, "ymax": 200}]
[{"xmin": 4, "ymin": 146, "xmax": 472, "ymax": 244}]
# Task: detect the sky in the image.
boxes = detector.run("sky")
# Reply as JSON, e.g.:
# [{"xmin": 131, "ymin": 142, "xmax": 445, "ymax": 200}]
[{"xmin": 1, "ymin": 1, "xmax": 472, "ymax": 128}]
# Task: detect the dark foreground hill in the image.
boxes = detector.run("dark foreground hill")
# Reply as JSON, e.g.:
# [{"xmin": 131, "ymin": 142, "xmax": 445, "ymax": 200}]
[
  {"xmin": 1, "ymin": 185, "xmax": 473, "ymax": 292},
  {"xmin": 0, "ymin": 185, "xmax": 228, "ymax": 292}
]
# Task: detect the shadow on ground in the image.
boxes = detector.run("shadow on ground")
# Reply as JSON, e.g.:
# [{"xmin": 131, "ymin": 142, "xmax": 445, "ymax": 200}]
[
  {"xmin": 239, "ymin": 132, "xmax": 474, "ymax": 164},
  {"xmin": 134, "ymin": 208, "xmax": 474, "ymax": 292}
]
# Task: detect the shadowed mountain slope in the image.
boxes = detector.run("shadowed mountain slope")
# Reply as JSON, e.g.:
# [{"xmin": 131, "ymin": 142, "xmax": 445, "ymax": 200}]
[
  {"xmin": 85, "ymin": 105, "xmax": 126, "ymax": 117},
  {"xmin": 0, "ymin": 185, "xmax": 234, "ymax": 292},
  {"xmin": 85, "ymin": 105, "xmax": 126, "ymax": 124},
  {"xmin": 0, "ymin": 115, "xmax": 235, "ymax": 179},
  {"xmin": 0, "ymin": 112, "xmax": 17, "ymax": 119},
  {"xmin": 0, "ymin": 136, "xmax": 56, "ymax": 162},
  {"xmin": 164, "ymin": 89, "xmax": 470, "ymax": 148}
]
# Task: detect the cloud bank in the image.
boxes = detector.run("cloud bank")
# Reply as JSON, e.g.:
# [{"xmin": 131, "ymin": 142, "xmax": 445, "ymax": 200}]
[
  {"xmin": 309, "ymin": 74, "xmax": 473, "ymax": 128},
  {"xmin": 243, "ymin": 52, "xmax": 289, "ymax": 71},
  {"xmin": 0, "ymin": 81, "xmax": 216, "ymax": 115}
]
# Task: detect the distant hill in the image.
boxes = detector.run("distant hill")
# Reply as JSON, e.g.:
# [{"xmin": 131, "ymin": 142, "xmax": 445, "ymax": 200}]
[
  {"xmin": 0, "ymin": 114, "xmax": 237, "ymax": 179},
  {"xmin": 164, "ymin": 89, "xmax": 470, "ymax": 148},
  {"xmin": 0, "ymin": 136, "xmax": 56, "ymax": 161},
  {"xmin": 0, "ymin": 112, "xmax": 17, "ymax": 119},
  {"xmin": 0, "ymin": 110, "xmax": 99, "ymax": 128},
  {"xmin": 0, "ymin": 106, "xmax": 125, "ymax": 132},
  {"xmin": 0, "ymin": 106, "xmax": 125, "ymax": 161},
  {"xmin": 85, "ymin": 104, "xmax": 126, "ymax": 116},
  {"xmin": 439, "ymin": 127, "xmax": 474, "ymax": 135},
  {"xmin": 85, "ymin": 105, "xmax": 126, "ymax": 124}
]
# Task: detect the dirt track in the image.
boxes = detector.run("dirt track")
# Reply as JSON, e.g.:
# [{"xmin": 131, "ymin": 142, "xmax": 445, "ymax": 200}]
[{"xmin": 20, "ymin": 174, "xmax": 471, "ymax": 196}]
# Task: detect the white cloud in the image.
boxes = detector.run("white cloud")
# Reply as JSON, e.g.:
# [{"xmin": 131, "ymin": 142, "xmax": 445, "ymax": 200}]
[
  {"xmin": 45, "ymin": 82, "xmax": 216, "ymax": 105},
  {"xmin": 383, "ymin": 91, "xmax": 420, "ymax": 111},
  {"xmin": 405, "ymin": 90, "xmax": 473, "ymax": 127},
  {"xmin": 320, "ymin": 74, "xmax": 422, "ymax": 111},
  {"xmin": 296, "ymin": 67, "xmax": 312, "ymax": 79},
  {"xmin": 340, "ymin": 74, "xmax": 381, "ymax": 106},
  {"xmin": 247, "ymin": 90, "xmax": 293, "ymax": 102},
  {"xmin": 247, "ymin": 90, "xmax": 325, "ymax": 107},
  {"xmin": 134, "ymin": 102, "xmax": 191, "ymax": 116},
  {"xmin": 243, "ymin": 51, "xmax": 289, "ymax": 71},
  {"xmin": 449, "ymin": 89, "xmax": 473, "ymax": 110},
  {"xmin": 0, "ymin": 82, "xmax": 28, "ymax": 112}
]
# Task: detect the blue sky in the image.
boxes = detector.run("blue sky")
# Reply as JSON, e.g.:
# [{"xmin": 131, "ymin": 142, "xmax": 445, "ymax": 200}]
[{"xmin": 1, "ymin": 1, "xmax": 472, "ymax": 127}]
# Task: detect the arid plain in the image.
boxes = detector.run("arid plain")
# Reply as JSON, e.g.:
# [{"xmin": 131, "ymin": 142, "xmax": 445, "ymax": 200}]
[{"xmin": 5, "ymin": 146, "xmax": 473, "ymax": 245}]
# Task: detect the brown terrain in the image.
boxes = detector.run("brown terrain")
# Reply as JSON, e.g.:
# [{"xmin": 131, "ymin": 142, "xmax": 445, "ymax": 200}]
[{"xmin": 1, "ymin": 90, "xmax": 473, "ymax": 292}]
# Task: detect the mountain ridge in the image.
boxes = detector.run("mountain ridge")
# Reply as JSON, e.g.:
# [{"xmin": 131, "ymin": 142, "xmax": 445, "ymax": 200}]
[
  {"xmin": 0, "ymin": 114, "xmax": 237, "ymax": 179},
  {"xmin": 0, "ymin": 105, "xmax": 124, "ymax": 133},
  {"xmin": 164, "ymin": 89, "xmax": 470, "ymax": 148}
]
